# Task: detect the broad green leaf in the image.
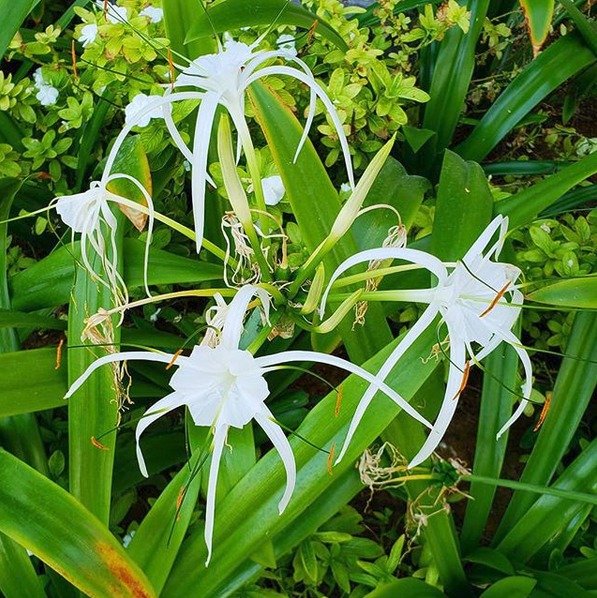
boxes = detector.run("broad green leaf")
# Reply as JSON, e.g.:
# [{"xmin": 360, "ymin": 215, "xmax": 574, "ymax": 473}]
[
  {"xmin": 128, "ymin": 450, "xmax": 203, "ymax": 593},
  {"xmin": 0, "ymin": 178, "xmax": 49, "ymax": 592},
  {"xmin": 557, "ymin": 557, "xmax": 597, "ymax": 589},
  {"xmin": 431, "ymin": 149, "xmax": 493, "ymax": 261},
  {"xmin": 495, "ymin": 312, "xmax": 597, "ymax": 541},
  {"xmin": 464, "ymin": 547, "xmax": 516, "ymax": 575},
  {"xmin": 0, "ymin": 449, "xmax": 157, "ymax": 597},
  {"xmin": 10, "ymin": 239, "xmax": 223, "ymax": 311},
  {"xmin": 520, "ymin": 0, "xmax": 554, "ymax": 56},
  {"xmin": 163, "ymin": 0, "xmax": 216, "ymax": 59},
  {"xmin": 185, "ymin": 0, "xmax": 348, "ymax": 51},
  {"xmin": 249, "ymin": 82, "xmax": 393, "ymax": 364},
  {"xmin": 480, "ymin": 575, "xmax": 537, "ymax": 597},
  {"xmin": 0, "ymin": 309, "xmax": 66, "ymax": 330},
  {"xmin": 495, "ymin": 151, "xmax": 597, "ymax": 228},
  {"xmin": 497, "ymin": 439, "xmax": 597, "ymax": 562},
  {"xmin": 0, "ymin": 178, "xmax": 21, "ymax": 350},
  {"xmin": 457, "ymin": 34, "xmax": 596, "ymax": 161},
  {"xmin": 0, "ymin": 112, "xmax": 24, "ymax": 150},
  {"xmin": 527, "ymin": 277, "xmax": 597, "ymax": 309},
  {"xmin": 0, "ymin": 0, "xmax": 39, "ymax": 60},
  {"xmin": 364, "ymin": 578, "xmax": 445, "ymax": 597},
  {"xmin": 67, "ymin": 244, "xmax": 121, "ymax": 524},
  {"xmin": 352, "ymin": 156, "xmax": 430, "ymax": 251},
  {"xmin": 0, "ymin": 533, "xmax": 45, "ymax": 598},
  {"xmin": 163, "ymin": 326, "xmax": 439, "ymax": 595},
  {"xmin": 0, "ymin": 348, "xmax": 65, "ymax": 417}
]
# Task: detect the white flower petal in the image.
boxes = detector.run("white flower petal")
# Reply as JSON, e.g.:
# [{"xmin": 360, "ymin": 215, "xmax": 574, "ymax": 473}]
[
  {"xmin": 254, "ymin": 406, "xmax": 296, "ymax": 513},
  {"xmin": 204, "ymin": 424, "xmax": 229, "ymax": 566},
  {"xmin": 408, "ymin": 324, "xmax": 467, "ymax": 468},
  {"xmin": 80, "ymin": 23, "xmax": 98, "ymax": 47},
  {"xmin": 136, "ymin": 392, "xmax": 184, "ymax": 477}
]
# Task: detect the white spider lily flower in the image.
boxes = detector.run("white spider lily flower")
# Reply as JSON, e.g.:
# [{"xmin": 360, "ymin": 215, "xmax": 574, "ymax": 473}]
[
  {"xmin": 65, "ymin": 284, "xmax": 431, "ymax": 564},
  {"xmin": 172, "ymin": 38, "xmax": 355, "ymax": 250},
  {"xmin": 79, "ymin": 23, "xmax": 98, "ymax": 47},
  {"xmin": 321, "ymin": 216, "xmax": 531, "ymax": 468},
  {"xmin": 139, "ymin": 5, "xmax": 163, "ymax": 23},
  {"xmin": 53, "ymin": 174, "xmax": 155, "ymax": 307}
]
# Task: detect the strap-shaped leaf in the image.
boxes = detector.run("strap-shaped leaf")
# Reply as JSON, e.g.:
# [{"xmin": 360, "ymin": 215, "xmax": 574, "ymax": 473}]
[
  {"xmin": 184, "ymin": 0, "xmax": 347, "ymax": 51},
  {"xmin": 0, "ymin": 449, "xmax": 157, "ymax": 598}
]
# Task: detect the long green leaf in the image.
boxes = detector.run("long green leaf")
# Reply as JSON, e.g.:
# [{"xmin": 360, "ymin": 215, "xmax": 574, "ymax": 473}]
[
  {"xmin": 527, "ymin": 276, "xmax": 597, "ymax": 309},
  {"xmin": 0, "ymin": 179, "xmax": 49, "ymax": 594},
  {"xmin": 163, "ymin": 0, "xmax": 216, "ymax": 59},
  {"xmin": 185, "ymin": 0, "xmax": 348, "ymax": 51},
  {"xmin": 10, "ymin": 239, "xmax": 223, "ymax": 311},
  {"xmin": 0, "ymin": 533, "xmax": 45, "ymax": 598},
  {"xmin": 431, "ymin": 149, "xmax": 493, "ymax": 260},
  {"xmin": 163, "ymin": 326, "xmax": 439, "ymax": 595},
  {"xmin": 422, "ymin": 0, "xmax": 490, "ymax": 154},
  {"xmin": 0, "ymin": 309, "xmax": 66, "ymax": 330},
  {"xmin": 0, "ymin": 449, "xmax": 157, "ymax": 597},
  {"xmin": 457, "ymin": 34, "xmax": 596, "ymax": 161},
  {"xmin": 495, "ymin": 311, "xmax": 597, "ymax": 541},
  {"xmin": 0, "ymin": 0, "xmax": 39, "ymax": 60},
  {"xmin": 249, "ymin": 82, "xmax": 393, "ymax": 364},
  {"xmin": 520, "ymin": 0, "xmax": 555, "ymax": 55},
  {"xmin": 460, "ymin": 342, "xmax": 519, "ymax": 554},
  {"xmin": 0, "ymin": 348, "xmax": 65, "ymax": 417},
  {"xmin": 496, "ymin": 439, "xmax": 597, "ymax": 562},
  {"xmin": 495, "ymin": 151, "xmax": 597, "ymax": 228}
]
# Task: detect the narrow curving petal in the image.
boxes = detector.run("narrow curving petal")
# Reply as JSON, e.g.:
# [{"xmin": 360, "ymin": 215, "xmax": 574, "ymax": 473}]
[
  {"xmin": 327, "ymin": 303, "xmax": 439, "ymax": 463},
  {"xmin": 135, "ymin": 392, "xmax": 184, "ymax": 477},
  {"xmin": 320, "ymin": 247, "xmax": 448, "ymax": 318},
  {"xmin": 257, "ymin": 349, "xmax": 433, "ymax": 436},
  {"xmin": 204, "ymin": 424, "xmax": 229, "ymax": 566},
  {"xmin": 462, "ymin": 215, "xmax": 508, "ymax": 266},
  {"xmin": 254, "ymin": 406, "xmax": 296, "ymax": 513},
  {"xmin": 219, "ymin": 285, "xmax": 260, "ymax": 350},
  {"xmin": 101, "ymin": 91, "xmax": 205, "ymax": 186},
  {"xmin": 245, "ymin": 65, "xmax": 355, "ymax": 189},
  {"xmin": 495, "ymin": 328, "xmax": 533, "ymax": 439},
  {"xmin": 191, "ymin": 91, "xmax": 221, "ymax": 252},
  {"xmin": 408, "ymin": 325, "xmax": 467, "ymax": 468},
  {"xmin": 64, "ymin": 351, "xmax": 178, "ymax": 399}
]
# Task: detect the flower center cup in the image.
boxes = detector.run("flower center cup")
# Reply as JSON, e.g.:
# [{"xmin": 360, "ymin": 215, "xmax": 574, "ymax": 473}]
[{"xmin": 169, "ymin": 345, "xmax": 270, "ymax": 430}]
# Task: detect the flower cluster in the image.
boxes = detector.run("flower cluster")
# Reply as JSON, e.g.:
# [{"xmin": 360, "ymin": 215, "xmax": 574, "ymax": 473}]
[{"xmin": 59, "ymin": 13, "xmax": 531, "ymax": 565}]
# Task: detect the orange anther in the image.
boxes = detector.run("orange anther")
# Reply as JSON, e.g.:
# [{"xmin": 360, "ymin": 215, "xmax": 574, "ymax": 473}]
[
  {"xmin": 327, "ymin": 445, "xmax": 336, "ymax": 475},
  {"xmin": 55, "ymin": 337, "xmax": 64, "ymax": 370},
  {"xmin": 533, "ymin": 391, "xmax": 552, "ymax": 432},
  {"xmin": 166, "ymin": 349, "xmax": 183, "ymax": 370},
  {"xmin": 334, "ymin": 384, "xmax": 343, "ymax": 417},
  {"xmin": 91, "ymin": 436, "xmax": 109, "ymax": 451},
  {"xmin": 452, "ymin": 361, "xmax": 470, "ymax": 400},
  {"xmin": 480, "ymin": 281, "xmax": 512, "ymax": 317}
]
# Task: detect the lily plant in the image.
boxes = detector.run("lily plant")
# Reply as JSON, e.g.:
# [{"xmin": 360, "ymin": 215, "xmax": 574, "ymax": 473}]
[
  {"xmin": 64, "ymin": 284, "xmax": 431, "ymax": 563},
  {"xmin": 320, "ymin": 216, "xmax": 531, "ymax": 468}
]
